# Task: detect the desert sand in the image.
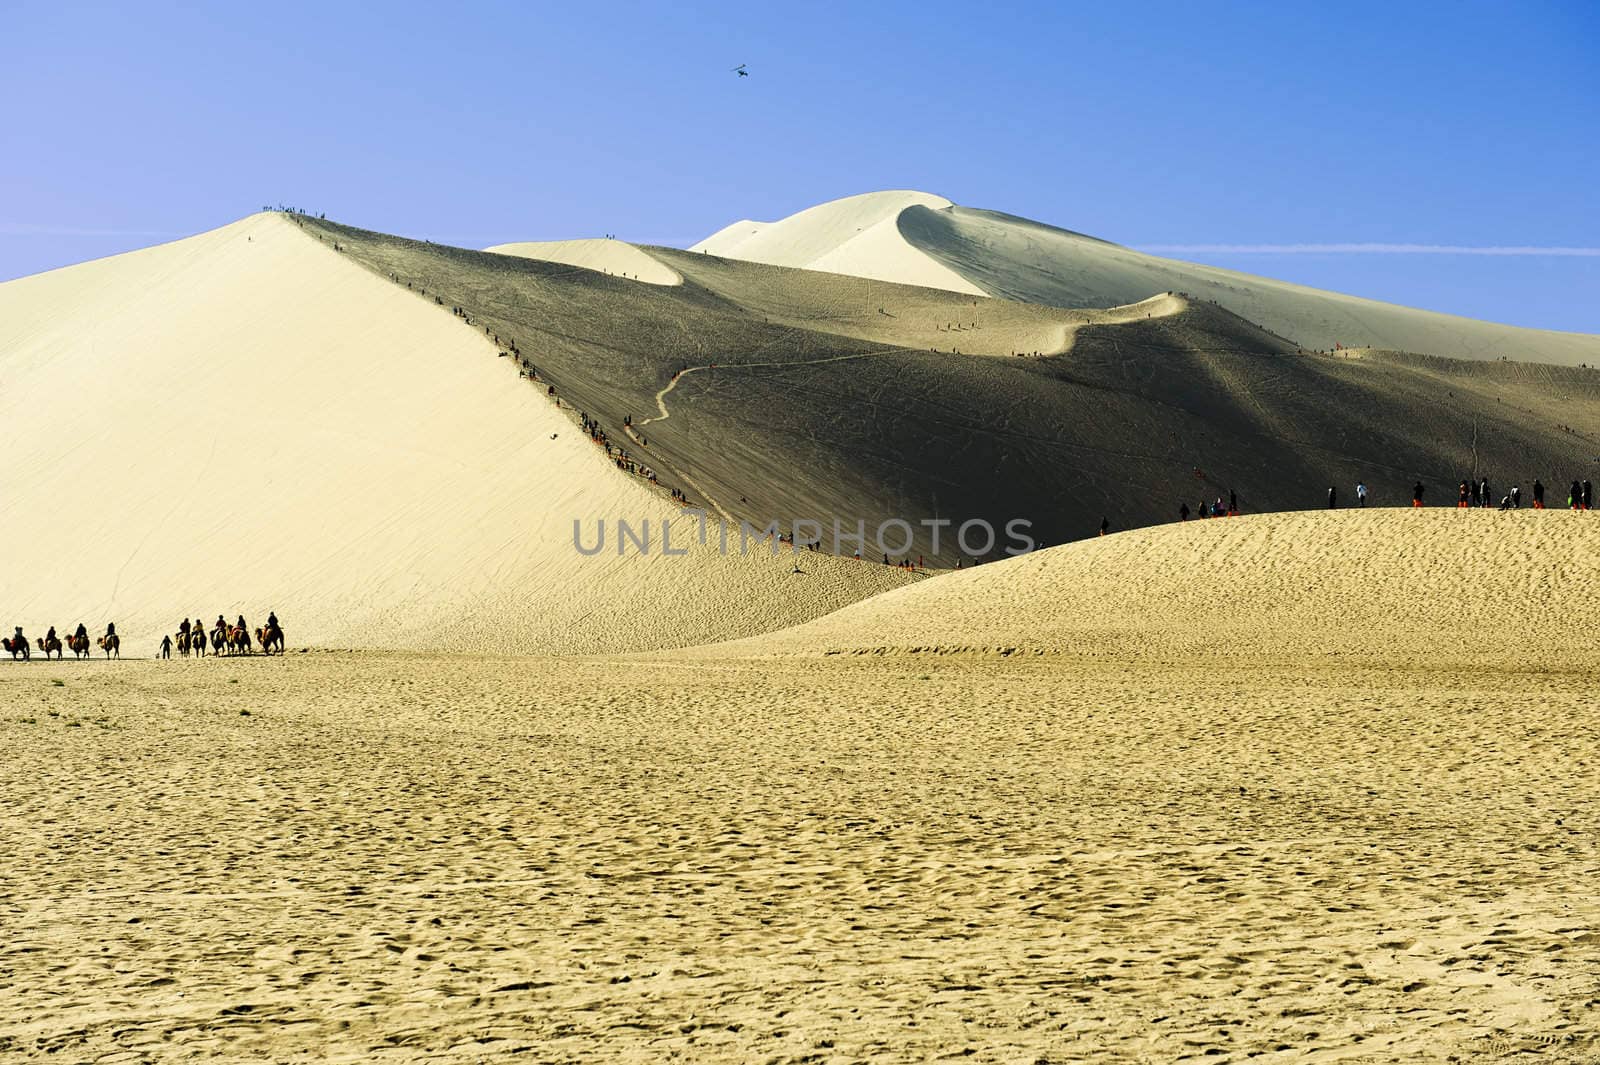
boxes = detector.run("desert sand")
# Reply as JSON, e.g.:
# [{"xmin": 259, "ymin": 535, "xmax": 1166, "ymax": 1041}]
[
  {"xmin": 3, "ymin": 511, "xmax": 1598, "ymax": 1062},
  {"xmin": 4, "ymin": 200, "xmax": 1600, "ymax": 1063},
  {"xmin": 695, "ymin": 191, "xmax": 1600, "ymax": 366}
]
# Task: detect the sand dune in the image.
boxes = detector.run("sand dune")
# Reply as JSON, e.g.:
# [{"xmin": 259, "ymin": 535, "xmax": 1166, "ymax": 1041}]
[
  {"xmin": 695, "ymin": 191, "xmax": 1600, "ymax": 366},
  {"xmin": 298, "ymin": 215, "xmax": 1600, "ymax": 565},
  {"xmin": 0, "ymin": 214, "xmax": 909, "ymax": 655},
  {"xmin": 484, "ymin": 238, "xmax": 682, "ymax": 285},
  {"xmin": 691, "ymin": 190, "xmax": 986, "ymax": 296},
  {"xmin": 728, "ymin": 508, "xmax": 1600, "ymax": 669}
]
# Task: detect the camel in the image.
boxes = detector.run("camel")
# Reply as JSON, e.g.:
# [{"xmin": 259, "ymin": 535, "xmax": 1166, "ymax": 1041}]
[
  {"xmin": 35, "ymin": 634, "xmax": 63, "ymax": 660},
  {"xmin": 256, "ymin": 624, "xmax": 285, "ymax": 655},
  {"xmin": 98, "ymin": 634, "xmax": 120, "ymax": 659},
  {"xmin": 4, "ymin": 636, "xmax": 30, "ymax": 661},
  {"xmin": 229, "ymin": 626, "xmax": 253, "ymax": 655},
  {"xmin": 65, "ymin": 633, "xmax": 90, "ymax": 659},
  {"xmin": 211, "ymin": 627, "xmax": 227, "ymax": 655}
]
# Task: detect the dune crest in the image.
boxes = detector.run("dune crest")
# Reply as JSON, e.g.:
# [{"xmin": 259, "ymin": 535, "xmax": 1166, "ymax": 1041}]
[
  {"xmin": 485, "ymin": 238, "xmax": 682, "ymax": 286},
  {"xmin": 690, "ymin": 190, "xmax": 985, "ymax": 296}
]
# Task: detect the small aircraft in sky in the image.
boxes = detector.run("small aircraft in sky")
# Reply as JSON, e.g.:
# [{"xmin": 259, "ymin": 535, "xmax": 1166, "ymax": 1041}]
[{"xmin": 732, "ymin": 64, "xmax": 748, "ymax": 77}]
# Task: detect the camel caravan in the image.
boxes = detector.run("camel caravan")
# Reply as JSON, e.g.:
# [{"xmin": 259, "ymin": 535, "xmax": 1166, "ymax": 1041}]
[
  {"xmin": 4, "ymin": 612, "xmax": 284, "ymax": 661},
  {"xmin": 7, "ymin": 624, "xmax": 114, "ymax": 661},
  {"xmin": 166, "ymin": 614, "xmax": 286, "ymax": 659}
]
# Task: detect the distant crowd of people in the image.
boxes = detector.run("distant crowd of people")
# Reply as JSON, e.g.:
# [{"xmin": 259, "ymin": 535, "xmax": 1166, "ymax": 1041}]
[{"xmin": 1160, "ymin": 477, "xmax": 1594, "ymax": 524}]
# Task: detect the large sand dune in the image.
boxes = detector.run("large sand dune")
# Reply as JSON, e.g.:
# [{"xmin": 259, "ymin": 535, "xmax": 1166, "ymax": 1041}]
[
  {"xmin": 293, "ymin": 216, "xmax": 1600, "ymax": 564},
  {"xmin": 0, "ymin": 214, "xmax": 909, "ymax": 654},
  {"xmin": 695, "ymin": 192, "xmax": 1600, "ymax": 366},
  {"xmin": 727, "ymin": 508, "xmax": 1600, "ymax": 670}
]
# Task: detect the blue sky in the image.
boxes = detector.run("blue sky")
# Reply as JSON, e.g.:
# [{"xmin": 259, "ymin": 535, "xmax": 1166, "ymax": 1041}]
[{"xmin": 4, "ymin": 0, "xmax": 1596, "ymax": 331}]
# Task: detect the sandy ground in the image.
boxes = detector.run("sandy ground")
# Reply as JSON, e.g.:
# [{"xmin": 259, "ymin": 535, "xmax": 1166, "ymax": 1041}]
[{"xmin": 4, "ymin": 598, "xmax": 1598, "ymax": 1061}]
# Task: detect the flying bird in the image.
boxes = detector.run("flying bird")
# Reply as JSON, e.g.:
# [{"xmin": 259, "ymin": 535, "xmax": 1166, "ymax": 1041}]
[{"xmin": 732, "ymin": 64, "xmax": 748, "ymax": 77}]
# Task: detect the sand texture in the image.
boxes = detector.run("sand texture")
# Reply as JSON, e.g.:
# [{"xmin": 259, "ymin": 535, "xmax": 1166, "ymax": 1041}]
[
  {"xmin": 727, "ymin": 509, "xmax": 1600, "ymax": 670},
  {"xmin": 3, "ymin": 647, "xmax": 1597, "ymax": 1062}
]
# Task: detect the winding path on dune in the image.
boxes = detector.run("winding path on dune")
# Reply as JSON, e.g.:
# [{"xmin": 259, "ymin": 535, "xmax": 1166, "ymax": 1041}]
[{"xmin": 637, "ymin": 348, "xmax": 904, "ymax": 428}]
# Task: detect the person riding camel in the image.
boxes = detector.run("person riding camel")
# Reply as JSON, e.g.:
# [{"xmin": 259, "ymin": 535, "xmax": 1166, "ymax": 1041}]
[
  {"xmin": 236, "ymin": 614, "xmax": 248, "ymax": 635},
  {"xmin": 180, "ymin": 619, "xmax": 191, "ymax": 637},
  {"xmin": 105, "ymin": 621, "xmax": 116, "ymax": 639},
  {"xmin": 75, "ymin": 622, "xmax": 87, "ymax": 641},
  {"xmin": 267, "ymin": 611, "xmax": 279, "ymax": 632}
]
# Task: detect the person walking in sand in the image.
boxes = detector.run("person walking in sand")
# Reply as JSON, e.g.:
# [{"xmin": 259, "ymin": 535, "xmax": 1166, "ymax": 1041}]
[
  {"xmin": 1480, "ymin": 478, "xmax": 1491, "ymax": 509},
  {"xmin": 1584, "ymin": 480, "xmax": 1593, "ymax": 510},
  {"xmin": 160, "ymin": 635, "xmax": 172, "ymax": 659},
  {"xmin": 1571, "ymin": 480, "xmax": 1582, "ymax": 510},
  {"xmin": 1413, "ymin": 481, "xmax": 1425, "ymax": 507},
  {"xmin": 1355, "ymin": 481, "xmax": 1368, "ymax": 507},
  {"xmin": 1228, "ymin": 489, "xmax": 1238, "ymax": 516},
  {"xmin": 1533, "ymin": 479, "xmax": 1545, "ymax": 509},
  {"xmin": 1099, "ymin": 516, "xmax": 1110, "ymax": 536},
  {"xmin": 1179, "ymin": 502, "xmax": 1190, "ymax": 521},
  {"xmin": 1510, "ymin": 484, "xmax": 1521, "ymax": 508},
  {"xmin": 1328, "ymin": 486, "xmax": 1337, "ymax": 509}
]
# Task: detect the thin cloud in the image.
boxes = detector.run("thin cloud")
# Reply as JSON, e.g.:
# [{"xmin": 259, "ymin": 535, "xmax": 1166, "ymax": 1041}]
[
  {"xmin": 1139, "ymin": 242, "xmax": 1600, "ymax": 257},
  {"xmin": 0, "ymin": 223, "xmax": 182, "ymax": 238}
]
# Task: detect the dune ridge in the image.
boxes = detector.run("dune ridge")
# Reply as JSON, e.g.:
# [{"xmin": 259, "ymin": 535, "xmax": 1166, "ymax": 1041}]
[
  {"xmin": 691, "ymin": 190, "xmax": 985, "ymax": 295},
  {"xmin": 693, "ymin": 191, "xmax": 1600, "ymax": 366}
]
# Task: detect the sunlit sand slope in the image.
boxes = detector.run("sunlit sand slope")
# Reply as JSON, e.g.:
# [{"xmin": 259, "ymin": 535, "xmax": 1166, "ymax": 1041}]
[
  {"xmin": 729, "ymin": 509, "xmax": 1600, "ymax": 668},
  {"xmin": 485, "ymin": 238, "xmax": 682, "ymax": 285},
  {"xmin": 0, "ymin": 214, "xmax": 910, "ymax": 653},
  {"xmin": 691, "ymin": 190, "xmax": 985, "ymax": 295}
]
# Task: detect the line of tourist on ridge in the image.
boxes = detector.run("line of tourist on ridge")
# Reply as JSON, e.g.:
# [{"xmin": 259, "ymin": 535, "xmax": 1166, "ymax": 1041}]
[
  {"xmin": 4, "ymin": 613, "xmax": 284, "ymax": 662},
  {"xmin": 1165, "ymin": 478, "xmax": 1593, "ymax": 524}
]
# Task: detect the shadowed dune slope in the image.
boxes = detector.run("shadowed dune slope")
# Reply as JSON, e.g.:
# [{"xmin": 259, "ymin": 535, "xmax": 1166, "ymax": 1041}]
[
  {"xmin": 693, "ymin": 191, "xmax": 1600, "ymax": 365},
  {"xmin": 0, "ymin": 213, "xmax": 911, "ymax": 653},
  {"xmin": 723, "ymin": 509, "xmax": 1600, "ymax": 668},
  {"xmin": 302, "ymin": 215, "xmax": 1600, "ymax": 565}
]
